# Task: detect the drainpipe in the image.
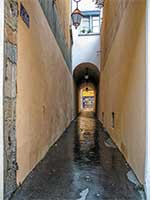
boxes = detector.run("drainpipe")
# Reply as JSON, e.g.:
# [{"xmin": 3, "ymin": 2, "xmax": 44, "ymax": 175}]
[
  {"xmin": 0, "ymin": 0, "xmax": 4, "ymax": 199},
  {"xmin": 145, "ymin": 0, "xmax": 150, "ymax": 198}
]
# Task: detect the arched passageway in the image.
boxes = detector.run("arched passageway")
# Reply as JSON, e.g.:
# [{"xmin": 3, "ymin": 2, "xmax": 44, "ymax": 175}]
[
  {"xmin": 1, "ymin": 0, "xmax": 146, "ymax": 199},
  {"xmin": 73, "ymin": 63, "xmax": 99, "ymax": 115},
  {"xmin": 78, "ymin": 83, "xmax": 96, "ymax": 113}
]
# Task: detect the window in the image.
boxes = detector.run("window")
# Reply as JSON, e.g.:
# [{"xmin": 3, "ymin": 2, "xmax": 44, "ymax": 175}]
[
  {"xmin": 80, "ymin": 17, "xmax": 90, "ymax": 34},
  {"xmin": 79, "ymin": 11, "xmax": 100, "ymax": 35},
  {"xmin": 92, "ymin": 16, "xmax": 99, "ymax": 33}
]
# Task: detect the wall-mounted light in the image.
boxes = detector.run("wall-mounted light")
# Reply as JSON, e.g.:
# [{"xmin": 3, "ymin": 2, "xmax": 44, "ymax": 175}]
[
  {"xmin": 85, "ymin": 75, "xmax": 89, "ymax": 80},
  {"xmin": 84, "ymin": 68, "xmax": 89, "ymax": 80},
  {"xmin": 71, "ymin": 0, "xmax": 83, "ymax": 29}
]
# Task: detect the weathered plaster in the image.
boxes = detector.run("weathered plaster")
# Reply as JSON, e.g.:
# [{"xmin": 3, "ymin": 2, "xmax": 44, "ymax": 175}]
[
  {"xmin": 39, "ymin": 0, "xmax": 72, "ymax": 70},
  {"xmin": 98, "ymin": 0, "xmax": 146, "ymax": 184},
  {"xmin": 16, "ymin": 0, "xmax": 74, "ymax": 184},
  {"xmin": 100, "ymin": 0, "xmax": 129, "ymax": 69},
  {"xmin": 0, "ymin": 1, "xmax": 4, "ymax": 199},
  {"xmin": 4, "ymin": 0, "xmax": 18, "ymax": 199}
]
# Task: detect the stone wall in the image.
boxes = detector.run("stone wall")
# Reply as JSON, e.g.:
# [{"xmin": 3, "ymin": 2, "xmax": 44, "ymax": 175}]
[
  {"xmin": 0, "ymin": 1, "xmax": 4, "ymax": 199},
  {"xmin": 4, "ymin": 0, "xmax": 18, "ymax": 199}
]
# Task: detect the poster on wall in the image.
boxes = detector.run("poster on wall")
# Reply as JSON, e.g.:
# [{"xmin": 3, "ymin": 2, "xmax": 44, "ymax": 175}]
[{"xmin": 82, "ymin": 96, "xmax": 94, "ymax": 109}]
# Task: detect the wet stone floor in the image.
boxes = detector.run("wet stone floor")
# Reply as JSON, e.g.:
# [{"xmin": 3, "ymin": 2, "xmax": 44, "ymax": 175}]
[{"xmin": 11, "ymin": 112, "xmax": 144, "ymax": 200}]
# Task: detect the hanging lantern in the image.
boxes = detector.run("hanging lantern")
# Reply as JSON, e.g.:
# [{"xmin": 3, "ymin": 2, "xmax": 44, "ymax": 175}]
[
  {"xmin": 71, "ymin": 0, "xmax": 83, "ymax": 29},
  {"xmin": 95, "ymin": 0, "xmax": 104, "ymax": 8}
]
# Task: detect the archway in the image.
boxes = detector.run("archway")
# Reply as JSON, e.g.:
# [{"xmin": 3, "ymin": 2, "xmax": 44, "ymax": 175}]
[
  {"xmin": 78, "ymin": 82, "xmax": 96, "ymax": 113},
  {"xmin": 73, "ymin": 62, "xmax": 100, "ymax": 115}
]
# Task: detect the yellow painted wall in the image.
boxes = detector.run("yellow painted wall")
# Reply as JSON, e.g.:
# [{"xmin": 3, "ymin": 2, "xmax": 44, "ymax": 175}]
[
  {"xmin": 100, "ymin": 0, "xmax": 129, "ymax": 69},
  {"xmin": 16, "ymin": 0, "xmax": 74, "ymax": 184},
  {"xmin": 98, "ymin": 0, "xmax": 146, "ymax": 183}
]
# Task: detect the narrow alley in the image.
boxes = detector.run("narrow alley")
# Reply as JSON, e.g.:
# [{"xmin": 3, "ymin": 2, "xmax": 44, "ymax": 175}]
[
  {"xmin": 11, "ymin": 112, "xmax": 142, "ymax": 200},
  {"xmin": 0, "ymin": 0, "xmax": 148, "ymax": 200}
]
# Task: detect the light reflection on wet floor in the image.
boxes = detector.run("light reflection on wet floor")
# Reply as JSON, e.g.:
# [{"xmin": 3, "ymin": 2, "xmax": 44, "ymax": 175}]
[{"xmin": 11, "ymin": 112, "xmax": 143, "ymax": 200}]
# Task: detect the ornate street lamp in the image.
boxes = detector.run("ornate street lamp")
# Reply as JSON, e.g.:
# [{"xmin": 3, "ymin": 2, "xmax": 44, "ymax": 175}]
[
  {"xmin": 71, "ymin": 0, "xmax": 83, "ymax": 29},
  {"xmin": 95, "ymin": 0, "xmax": 104, "ymax": 8}
]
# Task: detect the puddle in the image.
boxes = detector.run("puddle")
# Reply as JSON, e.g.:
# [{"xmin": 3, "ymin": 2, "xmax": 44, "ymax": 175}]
[
  {"xmin": 127, "ymin": 170, "xmax": 146, "ymax": 200},
  {"xmin": 96, "ymin": 193, "xmax": 100, "ymax": 197},
  {"xmin": 11, "ymin": 112, "xmax": 144, "ymax": 200},
  {"xmin": 77, "ymin": 188, "xmax": 89, "ymax": 200},
  {"xmin": 127, "ymin": 170, "xmax": 139, "ymax": 186},
  {"xmin": 104, "ymin": 138, "xmax": 116, "ymax": 148}
]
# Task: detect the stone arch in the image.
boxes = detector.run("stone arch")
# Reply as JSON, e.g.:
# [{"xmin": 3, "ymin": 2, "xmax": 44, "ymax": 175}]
[{"xmin": 73, "ymin": 62, "xmax": 100, "ymax": 114}]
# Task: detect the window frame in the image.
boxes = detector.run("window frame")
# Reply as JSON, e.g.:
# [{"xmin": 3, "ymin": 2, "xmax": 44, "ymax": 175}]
[{"xmin": 78, "ymin": 11, "xmax": 100, "ymax": 36}]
